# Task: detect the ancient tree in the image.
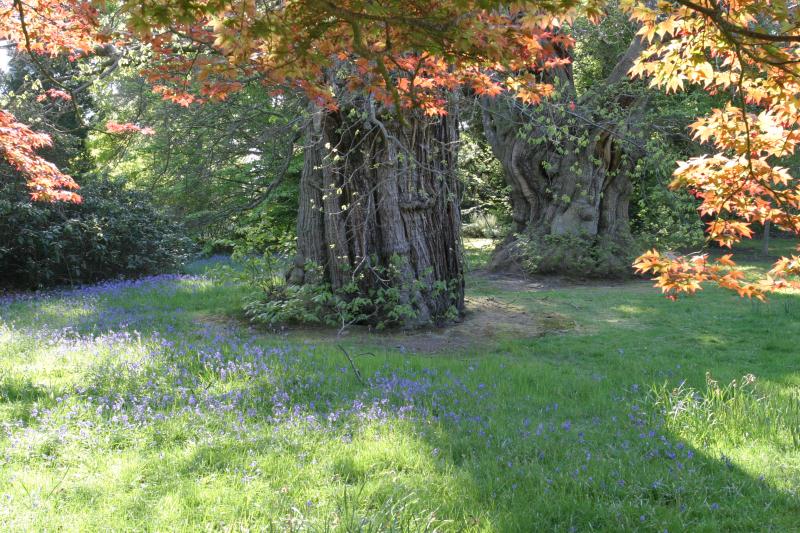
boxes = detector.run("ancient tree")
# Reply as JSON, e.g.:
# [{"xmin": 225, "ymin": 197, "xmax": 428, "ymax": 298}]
[
  {"xmin": 482, "ymin": 36, "xmax": 647, "ymax": 275},
  {"xmin": 288, "ymin": 100, "xmax": 463, "ymax": 326},
  {"xmin": 119, "ymin": 3, "xmax": 578, "ymax": 327}
]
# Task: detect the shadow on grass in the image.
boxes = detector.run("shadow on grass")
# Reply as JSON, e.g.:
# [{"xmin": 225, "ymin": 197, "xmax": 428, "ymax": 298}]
[
  {"xmin": 2, "ymin": 272, "xmax": 800, "ymax": 529},
  {"xmin": 0, "ymin": 375, "xmax": 62, "ymax": 424},
  {"xmin": 0, "ymin": 275, "xmax": 248, "ymax": 338},
  {"xmin": 61, "ymin": 322, "xmax": 800, "ymax": 529}
]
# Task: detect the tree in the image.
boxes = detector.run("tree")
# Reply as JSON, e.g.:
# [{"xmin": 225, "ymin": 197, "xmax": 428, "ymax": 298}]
[
  {"xmin": 625, "ymin": 0, "xmax": 800, "ymax": 298},
  {"xmin": 4, "ymin": 0, "xmax": 800, "ymax": 310},
  {"xmin": 118, "ymin": 1, "xmax": 589, "ymax": 326},
  {"xmin": 0, "ymin": 0, "xmax": 107, "ymax": 201},
  {"xmin": 480, "ymin": 16, "xmax": 648, "ymax": 275},
  {"xmin": 286, "ymin": 98, "xmax": 463, "ymax": 326},
  {"xmin": 1, "ymin": 51, "xmax": 95, "ymax": 173},
  {"xmin": 89, "ymin": 72, "xmax": 303, "ymax": 247}
]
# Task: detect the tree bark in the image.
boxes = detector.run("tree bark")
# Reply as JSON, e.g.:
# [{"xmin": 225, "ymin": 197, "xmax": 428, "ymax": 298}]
[
  {"xmin": 482, "ymin": 37, "xmax": 647, "ymax": 276},
  {"xmin": 288, "ymin": 99, "xmax": 463, "ymax": 327}
]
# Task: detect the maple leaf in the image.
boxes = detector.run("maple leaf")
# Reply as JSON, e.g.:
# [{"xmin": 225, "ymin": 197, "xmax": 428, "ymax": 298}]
[
  {"xmin": 105, "ymin": 121, "xmax": 156, "ymax": 135},
  {"xmin": 36, "ymin": 89, "xmax": 72, "ymax": 102},
  {"xmin": 717, "ymin": 254, "xmax": 736, "ymax": 267}
]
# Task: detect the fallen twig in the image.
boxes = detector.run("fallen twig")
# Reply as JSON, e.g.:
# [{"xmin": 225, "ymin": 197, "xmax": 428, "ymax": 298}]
[{"xmin": 337, "ymin": 345, "xmax": 375, "ymax": 387}]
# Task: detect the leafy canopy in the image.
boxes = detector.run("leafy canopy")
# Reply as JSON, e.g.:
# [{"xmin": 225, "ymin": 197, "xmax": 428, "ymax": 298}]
[
  {"xmin": 625, "ymin": 0, "xmax": 800, "ymax": 298},
  {"xmin": 3, "ymin": 0, "xmax": 800, "ymax": 298}
]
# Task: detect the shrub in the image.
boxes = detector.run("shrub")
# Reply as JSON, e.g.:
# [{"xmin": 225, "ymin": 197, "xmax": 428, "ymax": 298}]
[
  {"xmin": 631, "ymin": 185, "xmax": 705, "ymax": 252},
  {"xmin": 629, "ymin": 135, "xmax": 705, "ymax": 252},
  {"xmin": 461, "ymin": 211, "xmax": 507, "ymax": 239},
  {"xmin": 511, "ymin": 232, "xmax": 633, "ymax": 278},
  {"xmin": 0, "ymin": 178, "xmax": 193, "ymax": 288},
  {"xmin": 212, "ymin": 252, "xmax": 459, "ymax": 332}
]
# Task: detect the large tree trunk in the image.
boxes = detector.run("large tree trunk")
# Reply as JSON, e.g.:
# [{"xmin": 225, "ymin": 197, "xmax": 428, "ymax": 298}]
[
  {"xmin": 482, "ymin": 37, "xmax": 646, "ymax": 276},
  {"xmin": 288, "ymin": 99, "xmax": 463, "ymax": 328}
]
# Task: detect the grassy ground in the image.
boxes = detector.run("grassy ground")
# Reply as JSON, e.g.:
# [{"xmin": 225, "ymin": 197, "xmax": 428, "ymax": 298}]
[{"xmin": 1, "ymin": 241, "xmax": 799, "ymax": 531}]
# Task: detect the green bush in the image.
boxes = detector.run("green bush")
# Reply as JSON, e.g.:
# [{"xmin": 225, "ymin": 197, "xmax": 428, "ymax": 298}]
[
  {"xmin": 212, "ymin": 252, "xmax": 459, "ymax": 332},
  {"xmin": 511, "ymin": 232, "xmax": 633, "ymax": 278},
  {"xmin": 629, "ymin": 116, "xmax": 707, "ymax": 253},
  {"xmin": 631, "ymin": 185, "xmax": 705, "ymax": 252},
  {"xmin": 0, "ymin": 178, "xmax": 193, "ymax": 288},
  {"xmin": 458, "ymin": 130, "xmax": 511, "ymax": 239}
]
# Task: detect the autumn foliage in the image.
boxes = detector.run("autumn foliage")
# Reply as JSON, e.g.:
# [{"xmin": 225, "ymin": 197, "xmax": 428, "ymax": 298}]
[
  {"xmin": 0, "ymin": 109, "xmax": 81, "ymax": 202},
  {"xmin": 2, "ymin": 0, "xmax": 800, "ymax": 299},
  {"xmin": 126, "ymin": 0, "xmax": 602, "ymax": 114},
  {"xmin": 626, "ymin": 0, "xmax": 800, "ymax": 298},
  {"xmin": 0, "ymin": 0, "xmax": 106, "ymax": 201}
]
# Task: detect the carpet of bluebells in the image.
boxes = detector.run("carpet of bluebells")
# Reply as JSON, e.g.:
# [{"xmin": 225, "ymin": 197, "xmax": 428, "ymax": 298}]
[{"xmin": 0, "ymin": 271, "xmax": 798, "ymax": 530}]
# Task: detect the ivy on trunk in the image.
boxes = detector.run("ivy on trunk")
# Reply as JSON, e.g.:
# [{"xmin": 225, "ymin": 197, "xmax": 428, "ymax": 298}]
[
  {"xmin": 482, "ymin": 37, "xmax": 647, "ymax": 276},
  {"xmin": 289, "ymin": 100, "xmax": 464, "ymax": 328}
]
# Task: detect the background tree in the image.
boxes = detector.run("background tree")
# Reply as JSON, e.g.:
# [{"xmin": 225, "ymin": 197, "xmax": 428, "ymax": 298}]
[
  {"xmin": 118, "ymin": 1, "xmax": 591, "ymax": 327},
  {"xmin": 0, "ymin": 54, "xmax": 191, "ymax": 288},
  {"xmin": 0, "ymin": 0, "xmax": 113, "ymax": 201},
  {"xmin": 0, "ymin": 51, "xmax": 92, "ymax": 173},
  {"xmin": 458, "ymin": 126, "xmax": 511, "ymax": 240},
  {"xmin": 480, "ymin": 13, "xmax": 648, "ymax": 276},
  {"xmin": 89, "ymin": 73, "xmax": 303, "ymax": 252}
]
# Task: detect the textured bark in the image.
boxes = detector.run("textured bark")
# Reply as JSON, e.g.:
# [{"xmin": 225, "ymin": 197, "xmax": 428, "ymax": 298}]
[
  {"xmin": 289, "ymin": 101, "xmax": 463, "ymax": 327},
  {"xmin": 482, "ymin": 37, "xmax": 646, "ymax": 273}
]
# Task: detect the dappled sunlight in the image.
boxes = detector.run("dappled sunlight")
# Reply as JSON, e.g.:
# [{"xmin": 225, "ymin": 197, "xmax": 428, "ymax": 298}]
[
  {"xmin": 4, "ymin": 0, "xmax": 800, "ymax": 527},
  {"xmin": 612, "ymin": 304, "xmax": 648, "ymax": 315},
  {"xmin": 464, "ymin": 237, "xmax": 499, "ymax": 272},
  {"xmin": 0, "ymin": 281, "xmax": 489, "ymax": 527},
  {"xmin": 463, "ymin": 238, "xmax": 496, "ymax": 251},
  {"xmin": 2, "ymin": 273, "xmax": 800, "ymax": 529}
]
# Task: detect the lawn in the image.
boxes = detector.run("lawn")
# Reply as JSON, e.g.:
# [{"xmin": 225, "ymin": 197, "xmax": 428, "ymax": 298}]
[{"xmin": 1, "ymin": 242, "xmax": 799, "ymax": 531}]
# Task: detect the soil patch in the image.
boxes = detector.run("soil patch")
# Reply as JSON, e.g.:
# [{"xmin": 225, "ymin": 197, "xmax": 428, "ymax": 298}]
[
  {"xmin": 351, "ymin": 295, "xmax": 574, "ymax": 353},
  {"xmin": 205, "ymin": 293, "xmax": 574, "ymax": 354},
  {"xmin": 473, "ymin": 269, "xmax": 636, "ymax": 293}
]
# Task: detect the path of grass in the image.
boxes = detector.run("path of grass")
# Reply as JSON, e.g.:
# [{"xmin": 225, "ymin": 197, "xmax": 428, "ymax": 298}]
[{"xmin": 0, "ymin": 245, "xmax": 798, "ymax": 531}]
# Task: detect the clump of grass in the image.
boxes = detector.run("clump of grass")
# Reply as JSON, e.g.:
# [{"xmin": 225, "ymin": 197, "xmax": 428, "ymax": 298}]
[
  {"xmin": 649, "ymin": 373, "xmax": 800, "ymax": 450},
  {"xmin": 331, "ymin": 485, "xmax": 446, "ymax": 532}
]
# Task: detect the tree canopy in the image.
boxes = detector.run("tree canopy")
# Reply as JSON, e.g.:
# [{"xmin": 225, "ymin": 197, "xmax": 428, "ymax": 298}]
[{"xmin": 3, "ymin": 0, "xmax": 800, "ymax": 298}]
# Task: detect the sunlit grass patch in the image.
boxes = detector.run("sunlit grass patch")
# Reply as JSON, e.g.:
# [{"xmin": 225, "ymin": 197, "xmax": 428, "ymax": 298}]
[
  {"xmin": 464, "ymin": 237, "xmax": 497, "ymax": 271},
  {"xmin": 650, "ymin": 373, "xmax": 800, "ymax": 451},
  {"xmin": 1, "ymin": 259, "xmax": 800, "ymax": 530}
]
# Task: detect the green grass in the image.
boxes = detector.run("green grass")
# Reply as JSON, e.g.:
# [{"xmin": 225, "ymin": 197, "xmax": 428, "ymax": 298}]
[{"xmin": 1, "ymin": 246, "xmax": 799, "ymax": 531}]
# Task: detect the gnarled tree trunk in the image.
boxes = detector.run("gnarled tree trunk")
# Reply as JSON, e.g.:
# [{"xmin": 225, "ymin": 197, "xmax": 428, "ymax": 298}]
[
  {"xmin": 482, "ymin": 37, "xmax": 646, "ymax": 276},
  {"xmin": 288, "ymin": 100, "xmax": 463, "ymax": 328}
]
